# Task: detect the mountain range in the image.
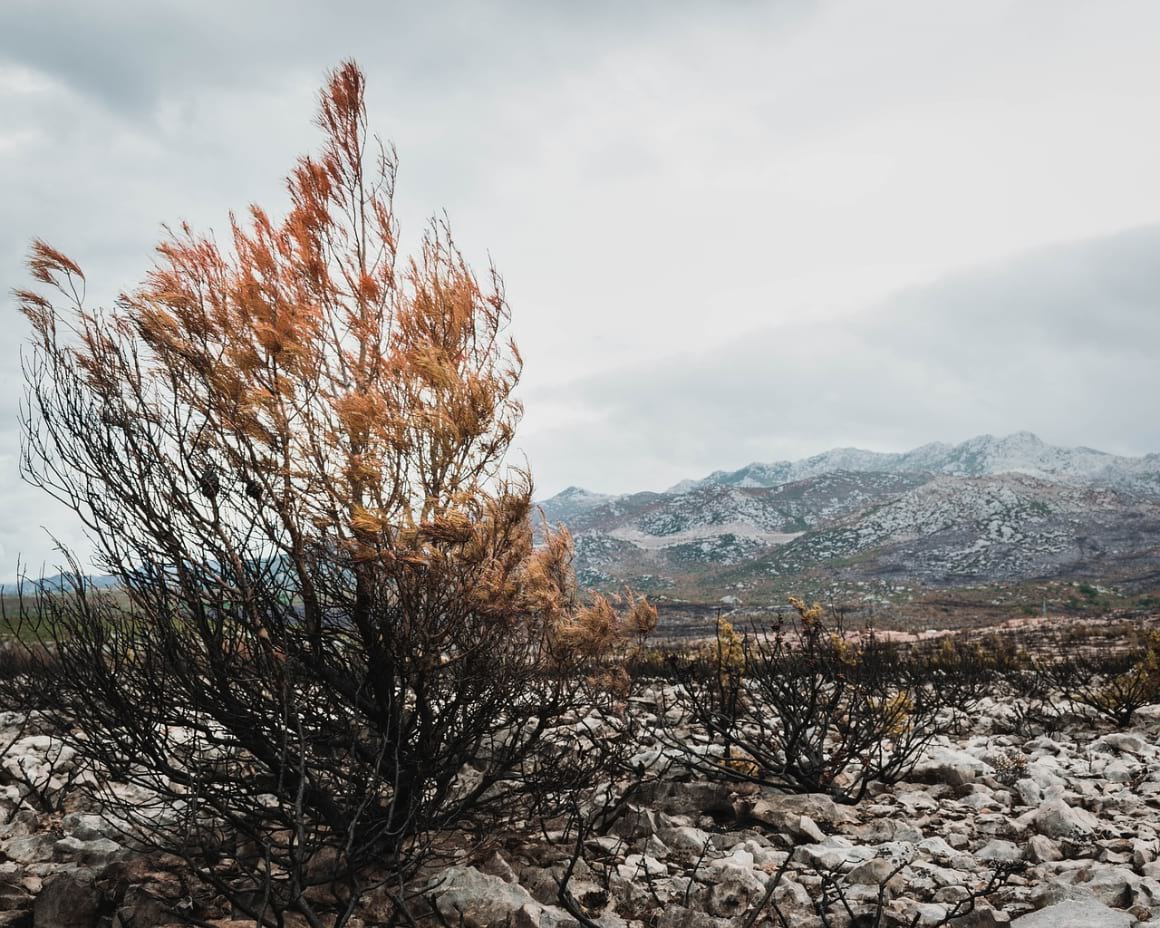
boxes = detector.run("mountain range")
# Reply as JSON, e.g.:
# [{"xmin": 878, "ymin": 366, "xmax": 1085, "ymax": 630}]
[{"xmin": 538, "ymin": 433, "xmax": 1160, "ymax": 608}]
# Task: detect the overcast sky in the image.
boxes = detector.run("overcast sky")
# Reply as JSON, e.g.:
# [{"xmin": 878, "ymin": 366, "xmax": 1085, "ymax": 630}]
[{"xmin": 2, "ymin": 0, "xmax": 1160, "ymax": 577}]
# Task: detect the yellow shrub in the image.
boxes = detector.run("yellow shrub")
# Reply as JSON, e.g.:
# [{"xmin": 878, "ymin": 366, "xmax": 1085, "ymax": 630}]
[
  {"xmin": 706, "ymin": 619, "xmax": 747, "ymax": 687},
  {"xmin": 718, "ymin": 754, "xmax": 762, "ymax": 778},
  {"xmin": 830, "ymin": 633, "xmax": 862, "ymax": 667},
  {"xmin": 869, "ymin": 691, "xmax": 914, "ymax": 738}
]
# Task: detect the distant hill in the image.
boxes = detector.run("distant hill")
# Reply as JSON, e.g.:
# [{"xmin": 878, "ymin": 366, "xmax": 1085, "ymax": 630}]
[
  {"xmin": 0, "ymin": 572, "xmax": 120, "ymax": 597},
  {"xmin": 674, "ymin": 431, "xmax": 1160, "ymax": 495},
  {"xmin": 539, "ymin": 433, "xmax": 1160, "ymax": 603}
]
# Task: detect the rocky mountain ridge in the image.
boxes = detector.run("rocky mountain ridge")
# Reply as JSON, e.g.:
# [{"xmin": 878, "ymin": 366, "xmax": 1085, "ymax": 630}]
[
  {"xmin": 539, "ymin": 434, "xmax": 1160, "ymax": 602},
  {"xmin": 673, "ymin": 432, "xmax": 1160, "ymax": 495}
]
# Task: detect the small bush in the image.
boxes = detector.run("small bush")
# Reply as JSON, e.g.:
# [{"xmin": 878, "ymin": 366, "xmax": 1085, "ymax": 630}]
[
  {"xmin": 658, "ymin": 600, "xmax": 946, "ymax": 803},
  {"xmin": 904, "ymin": 634, "xmax": 1016, "ymax": 730},
  {"xmin": 1038, "ymin": 632, "xmax": 1160, "ymax": 728},
  {"xmin": 992, "ymin": 749, "xmax": 1030, "ymax": 786}
]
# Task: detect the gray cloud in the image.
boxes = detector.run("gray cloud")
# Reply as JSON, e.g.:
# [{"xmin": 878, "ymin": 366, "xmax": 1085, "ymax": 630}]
[
  {"xmin": 520, "ymin": 225, "xmax": 1160, "ymax": 494},
  {"xmin": 0, "ymin": 1, "xmax": 797, "ymax": 117}
]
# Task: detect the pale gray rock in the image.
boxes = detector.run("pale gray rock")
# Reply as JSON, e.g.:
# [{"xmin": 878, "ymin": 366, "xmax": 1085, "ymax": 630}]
[
  {"xmin": 619, "ymin": 853, "xmax": 667, "ymax": 882},
  {"xmin": 1025, "ymin": 765, "xmax": 1068, "ymax": 792},
  {"xmin": 722, "ymin": 837, "xmax": 787, "ymax": 870},
  {"xmin": 1073, "ymin": 864, "xmax": 1159, "ymax": 908},
  {"xmin": 583, "ymin": 835, "xmax": 622, "ymax": 857},
  {"xmin": 659, "ymin": 823, "xmax": 714, "ymax": 854},
  {"xmin": 906, "ymin": 900, "xmax": 950, "ymax": 925},
  {"xmin": 1091, "ymin": 733, "xmax": 1147, "ymax": 756},
  {"xmin": 0, "ymin": 836, "xmax": 55, "ymax": 866},
  {"xmin": 1032, "ymin": 798, "xmax": 1099, "ymax": 840},
  {"xmin": 644, "ymin": 834, "xmax": 671, "ymax": 859},
  {"xmin": 479, "ymin": 850, "xmax": 519, "ymax": 884},
  {"xmin": 1131, "ymin": 837, "xmax": 1158, "ymax": 870},
  {"xmin": 793, "ymin": 836, "xmax": 876, "ymax": 871},
  {"xmin": 912, "ymin": 745, "xmax": 993, "ymax": 786},
  {"xmin": 746, "ymin": 805, "xmax": 825, "ymax": 843},
  {"xmin": 742, "ymin": 790, "xmax": 858, "ymax": 827},
  {"xmin": 1009, "ymin": 897, "xmax": 1132, "ymax": 927},
  {"xmin": 1102, "ymin": 759, "xmax": 1133, "ymax": 782},
  {"xmin": 59, "ymin": 813, "xmax": 126, "ymax": 844},
  {"xmin": 895, "ymin": 788, "xmax": 941, "ymax": 815},
  {"xmin": 706, "ymin": 875, "xmax": 761, "ymax": 918},
  {"xmin": 1024, "ymin": 834, "xmax": 1062, "ymax": 863},
  {"xmin": 0, "ymin": 811, "xmax": 40, "ymax": 843},
  {"xmin": 53, "ymin": 836, "xmax": 125, "ymax": 869},
  {"xmin": 770, "ymin": 877, "xmax": 815, "ymax": 919},
  {"xmin": 945, "ymin": 908, "xmax": 1011, "ymax": 926},
  {"xmin": 975, "ymin": 812, "xmax": 1020, "ymax": 837},
  {"xmin": 911, "ymin": 860, "xmax": 979, "ymax": 889},
  {"xmin": 1014, "ymin": 778, "xmax": 1042, "ymax": 807},
  {"xmin": 846, "ymin": 856, "xmax": 906, "ymax": 886},
  {"xmin": 849, "ymin": 815, "xmax": 925, "ymax": 844},
  {"xmin": 917, "ymin": 836, "xmax": 971, "ymax": 867},
  {"xmin": 977, "ymin": 839, "xmax": 1023, "ymax": 864},
  {"xmin": 427, "ymin": 866, "xmax": 575, "ymax": 928},
  {"xmin": 655, "ymin": 905, "xmax": 733, "ymax": 928}
]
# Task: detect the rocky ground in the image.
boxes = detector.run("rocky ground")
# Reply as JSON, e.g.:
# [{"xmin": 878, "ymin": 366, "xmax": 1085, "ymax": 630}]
[{"xmin": 0, "ymin": 693, "xmax": 1159, "ymax": 927}]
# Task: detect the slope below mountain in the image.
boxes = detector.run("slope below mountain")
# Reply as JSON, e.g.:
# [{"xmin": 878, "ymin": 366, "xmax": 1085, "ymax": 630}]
[
  {"xmin": 744, "ymin": 474, "xmax": 1160, "ymax": 583},
  {"xmin": 539, "ymin": 433, "xmax": 1160, "ymax": 602},
  {"xmin": 543, "ymin": 472, "xmax": 925, "ymax": 545}
]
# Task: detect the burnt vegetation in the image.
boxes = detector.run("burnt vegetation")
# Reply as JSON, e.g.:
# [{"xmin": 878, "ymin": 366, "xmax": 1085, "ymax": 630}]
[
  {"xmin": 655, "ymin": 602, "xmax": 945, "ymax": 804},
  {"xmin": 6, "ymin": 61, "xmax": 655, "ymax": 926}
]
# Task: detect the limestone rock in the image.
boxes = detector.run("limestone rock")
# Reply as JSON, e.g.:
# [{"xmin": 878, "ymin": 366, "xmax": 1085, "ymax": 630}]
[
  {"xmin": 911, "ymin": 745, "xmax": 993, "ymax": 787},
  {"xmin": 793, "ymin": 837, "xmax": 876, "ymax": 871},
  {"xmin": 1032, "ymin": 799, "xmax": 1099, "ymax": 841},
  {"xmin": 639, "ymin": 781, "xmax": 743, "ymax": 817},
  {"xmin": 427, "ymin": 866, "xmax": 575, "ymax": 928},
  {"xmin": 1024, "ymin": 834, "xmax": 1062, "ymax": 863},
  {"xmin": 976, "ymin": 840, "xmax": 1022, "ymax": 864},
  {"xmin": 33, "ymin": 873, "xmax": 100, "ymax": 928},
  {"xmin": 741, "ymin": 791, "xmax": 858, "ymax": 828},
  {"xmin": 1009, "ymin": 897, "xmax": 1132, "ymax": 927}
]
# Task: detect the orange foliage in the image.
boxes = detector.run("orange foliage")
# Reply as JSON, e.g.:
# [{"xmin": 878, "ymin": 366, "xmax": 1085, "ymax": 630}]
[{"xmin": 17, "ymin": 61, "xmax": 652, "ymax": 664}]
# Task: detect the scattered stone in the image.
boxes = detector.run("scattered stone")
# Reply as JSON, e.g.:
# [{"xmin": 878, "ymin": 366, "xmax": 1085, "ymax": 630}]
[
  {"xmin": 640, "ymin": 781, "xmax": 745, "ymax": 817},
  {"xmin": 0, "ymin": 682, "xmax": 1155, "ymax": 927},
  {"xmin": 977, "ymin": 840, "xmax": 1022, "ymax": 864},
  {"xmin": 1024, "ymin": 834, "xmax": 1062, "ymax": 863},
  {"xmin": 947, "ymin": 908, "xmax": 1011, "ymax": 927},
  {"xmin": 746, "ymin": 806, "xmax": 826, "ymax": 843},
  {"xmin": 656, "ymin": 905, "xmax": 732, "ymax": 928},
  {"xmin": 0, "ymin": 837, "xmax": 55, "ymax": 867},
  {"xmin": 1032, "ymin": 799, "xmax": 1099, "ymax": 841},
  {"xmin": 53, "ymin": 836, "xmax": 126, "ymax": 869},
  {"xmin": 33, "ymin": 873, "xmax": 99, "ymax": 928},
  {"xmin": 741, "ymin": 791, "xmax": 858, "ymax": 827},
  {"xmin": 793, "ymin": 837, "xmax": 876, "ymax": 871},
  {"xmin": 1009, "ymin": 897, "xmax": 1132, "ymax": 927},
  {"xmin": 912, "ymin": 746, "xmax": 993, "ymax": 787}
]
